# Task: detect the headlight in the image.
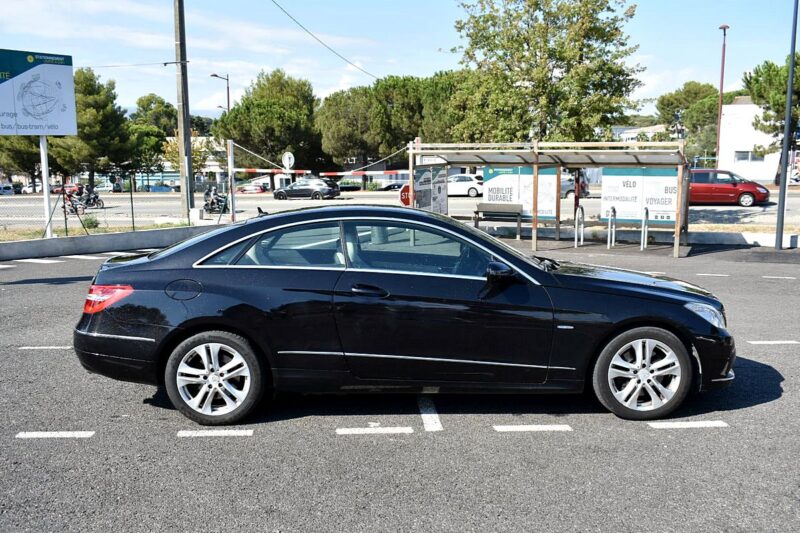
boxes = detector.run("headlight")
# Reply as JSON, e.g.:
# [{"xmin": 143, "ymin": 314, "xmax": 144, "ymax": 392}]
[
  {"xmin": 685, "ymin": 302, "xmax": 726, "ymax": 329},
  {"xmin": 757, "ymin": 186, "xmax": 768, "ymax": 193}
]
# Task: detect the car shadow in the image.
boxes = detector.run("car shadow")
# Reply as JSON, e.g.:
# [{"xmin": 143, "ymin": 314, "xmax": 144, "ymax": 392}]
[
  {"xmin": 239, "ymin": 356, "xmax": 782, "ymax": 424},
  {"xmin": 0, "ymin": 275, "xmax": 94, "ymax": 286}
]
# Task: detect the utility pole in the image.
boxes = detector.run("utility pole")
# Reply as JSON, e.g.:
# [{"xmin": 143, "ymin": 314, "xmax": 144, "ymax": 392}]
[
  {"xmin": 174, "ymin": 0, "xmax": 193, "ymax": 218},
  {"xmin": 776, "ymin": 0, "xmax": 799, "ymax": 250},
  {"xmin": 715, "ymin": 24, "xmax": 730, "ymax": 162}
]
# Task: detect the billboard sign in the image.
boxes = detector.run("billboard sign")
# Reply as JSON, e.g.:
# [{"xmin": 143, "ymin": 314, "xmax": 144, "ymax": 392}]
[
  {"xmin": 413, "ymin": 166, "xmax": 448, "ymax": 214},
  {"xmin": 483, "ymin": 166, "xmax": 558, "ymax": 219},
  {"xmin": 600, "ymin": 168, "xmax": 678, "ymax": 223},
  {"xmin": 0, "ymin": 49, "xmax": 77, "ymax": 136}
]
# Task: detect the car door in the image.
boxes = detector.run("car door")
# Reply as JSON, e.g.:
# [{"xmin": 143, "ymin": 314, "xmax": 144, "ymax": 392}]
[
  {"xmin": 710, "ymin": 171, "xmax": 738, "ymax": 203},
  {"xmin": 446, "ymin": 175, "xmax": 462, "ymax": 196},
  {"xmin": 689, "ymin": 171, "xmax": 713, "ymax": 203},
  {"xmin": 333, "ymin": 219, "xmax": 554, "ymax": 384},
  {"xmin": 197, "ymin": 221, "xmax": 348, "ymax": 377}
]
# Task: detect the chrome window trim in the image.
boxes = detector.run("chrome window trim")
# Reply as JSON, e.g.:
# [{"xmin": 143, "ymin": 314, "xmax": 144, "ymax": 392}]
[
  {"xmin": 74, "ymin": 329, "xmax": 156, "ymax": 343},
  {"xmin": 191, "ymin": 216, "xmax": 540, "ymax": 286},
  {"xmin": 347, "ymin": 352, "xmax": 574, "ymax": 371},
  {"xmin": 278, "ymin": 350, "xmax": 345, "ymax": 357}
]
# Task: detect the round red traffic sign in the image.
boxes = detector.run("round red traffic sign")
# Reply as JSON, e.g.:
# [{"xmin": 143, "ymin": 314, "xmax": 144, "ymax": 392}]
[{"xmin": 399, "ymin": 184, "xmax": 411, "ymax": 206}]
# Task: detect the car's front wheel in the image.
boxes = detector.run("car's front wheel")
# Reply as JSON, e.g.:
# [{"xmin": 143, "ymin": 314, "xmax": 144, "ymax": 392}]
[
  {"xmin": 275, "ymin": 191, "xmax": 287, "ymax": 200},
  {"xmin": 165, "ymin": 331, "xmax": 266, "ymax": 425},
  {"xmin": 592, "ymin": 327, "xmax": 692, "ymax": 420},
  {"xmin": 311, "ymin": 191, "xmax": 323, "ymax": 200},
  {"xmin": 738, "ymin": 192, "xmax": 755, "ymax": 207}
]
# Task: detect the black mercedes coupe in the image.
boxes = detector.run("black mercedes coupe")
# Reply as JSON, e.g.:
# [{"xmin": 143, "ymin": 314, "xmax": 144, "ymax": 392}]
[{"xmin": 74, "ymin": 205, "xmax": 735, "ymax": 425}]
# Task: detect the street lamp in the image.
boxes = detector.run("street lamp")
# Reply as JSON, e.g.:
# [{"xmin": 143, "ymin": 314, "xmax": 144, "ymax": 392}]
[
  {"xmin": 715, "ymin": 24, "xmax": 730, "ymax": 163},
  {"xmin": 210, "ymin": 73, "xmax": 230, "ymax": 112}
]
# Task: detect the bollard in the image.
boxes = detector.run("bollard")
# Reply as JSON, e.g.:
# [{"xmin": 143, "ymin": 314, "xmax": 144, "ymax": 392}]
[
  {"xmin": 574, "ymin": 205, "xmax": 585, "ymax": 248},
  {"xmin": 607, "ymin": 207, "xmax": 616, "ymax": 249},
  {"xmin": 640, "ymin": 207, "xmax": 649, "ymax": 251}
]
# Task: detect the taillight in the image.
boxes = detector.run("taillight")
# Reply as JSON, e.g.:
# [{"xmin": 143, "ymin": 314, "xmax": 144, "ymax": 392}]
[{"xmin": 83, "ymin": 285, "xmax": 134, "ymax": 314}]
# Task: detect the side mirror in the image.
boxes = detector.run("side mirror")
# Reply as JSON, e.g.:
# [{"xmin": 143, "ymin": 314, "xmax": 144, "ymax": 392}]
[{"xmin": 486, "ymin": 261, "xmax": 516, "ymax": 281}]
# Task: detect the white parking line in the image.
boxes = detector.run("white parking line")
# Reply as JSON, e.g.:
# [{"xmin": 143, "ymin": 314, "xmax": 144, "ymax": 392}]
[
  {"xmin": 336, "ymin": 427, "xmax": 414, "ymax": 435},
  {"xmin": 647, "ymin": 421, "xmax": 728, "ymax": 429},
  {"xmin": 0, "ymin": 265, "xmax": 15, "ymax": 269},
  {"xmin": 101, "ymin": 252, "xmax": 130, "ymax": 256},
  {"xmin": 695, "ymin": 273, "xmax": 730, "ymax": 277},
  {"xmin": 18, "ymin": 346, "xmax": 72, "ymax": 350},
  {"xmin": 762, "ymin": 276, "xmax": 797, "ymax": 280},
  {"xmin": 746, "ymin": 340, "xmax": 799, "ymax": 345},
  {"xmin": 417, "ymin": 396, "xmax": 443, "ymax": 432},
  {"xmin": 16, "ymin": 431, "xmax": 95, "ymax": 439},
  {"xmin": 493, "ymin": 424, "xmax": 573, "ymax": 432},
  {"xmin": 177, "ymin": 430, "xmax": 254, "ymax": 437},
  {"xmin": 61, "ymin": 255, "xmax": 106, "ymax": 260},
  {"xmin": 14, "ymin": 258, "xmax": 63, "ymax": 264},
  {"xmin": 645, "ymin": 271, "xmax": 666, "ymax": 275}
]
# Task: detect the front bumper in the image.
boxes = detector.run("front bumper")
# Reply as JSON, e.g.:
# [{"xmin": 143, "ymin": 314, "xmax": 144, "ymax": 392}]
[{"xmin": 694, "ymin": 333, "xmax": 736, "ymax": 391}]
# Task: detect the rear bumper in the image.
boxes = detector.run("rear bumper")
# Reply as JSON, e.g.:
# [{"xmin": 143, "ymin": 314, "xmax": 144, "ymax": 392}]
[{"xmin": 73, "ymin": 328, "xmax": 161, "ymax": 385}]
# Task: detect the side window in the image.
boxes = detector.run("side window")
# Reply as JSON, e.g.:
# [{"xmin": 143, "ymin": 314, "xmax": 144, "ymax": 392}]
[
  {"xmin": 236, "ymin": 223, "xmax": 344, "ymax": 267},
  {"xmin": 691, "ymin": 172, "xmax": 710, "ymax": 184},
  {"xmin": 202, "ymin": 239, "xmax": 251, "ymax": 265},
  {"xmin": 713, "ymin": 172, "xmax": 734, "ymax": 184},
  {"xmin": 342, "ymin": 221, "xmax": 492, "ymax": 277}
]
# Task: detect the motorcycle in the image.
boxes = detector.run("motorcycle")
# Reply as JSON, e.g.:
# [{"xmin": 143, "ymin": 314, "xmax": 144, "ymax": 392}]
[
  {"xmin": 79, "ymin": 191, "xmax": 105, "ymax": 209},
  {"xmin": 203, "ymin": 189, "xmax": 229, "ymax": 214},
  {"xmin": 62, "ymin": 193, "xmax": 85, "ymax": 216}
]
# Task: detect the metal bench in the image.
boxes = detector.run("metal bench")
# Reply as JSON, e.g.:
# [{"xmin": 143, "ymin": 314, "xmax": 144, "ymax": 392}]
[{"xmin": 473, "ymin": 202, "xmax": 524, "ymax": 239}]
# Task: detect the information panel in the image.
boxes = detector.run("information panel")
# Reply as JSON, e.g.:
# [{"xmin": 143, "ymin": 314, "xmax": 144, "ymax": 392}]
[
  {"xmin": 484, "ymin": 166, "xmax": 557, "ymax": 219},
  {"xmin": 413, "ymin": 166, "xmax": 448, "ymax": 214},
  {"xmin": 600, "ymin": 168, "xmax": 678, "ymax": 223},
  {"xmin": 0, "ymin": 49, "xmax": 77, "ymax": 136}
]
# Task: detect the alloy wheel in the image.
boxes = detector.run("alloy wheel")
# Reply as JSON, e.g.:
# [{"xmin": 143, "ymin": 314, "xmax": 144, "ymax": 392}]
[
  {"xmin": 176, "ymin": 342, "xmax": 251, "ymax": 416},
  {"xmin": 607, "ymin": 338, "xmax": 681, "ymax": 412}
]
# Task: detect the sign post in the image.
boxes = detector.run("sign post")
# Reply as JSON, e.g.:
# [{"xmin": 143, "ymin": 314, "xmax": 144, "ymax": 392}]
[
  {"xmin": 0, "ymin": 49, "xmax": 77, "ymax": 238},
  {"xmin": 227, "ymin": 140, "xmax": 236, "ymax": 222}
]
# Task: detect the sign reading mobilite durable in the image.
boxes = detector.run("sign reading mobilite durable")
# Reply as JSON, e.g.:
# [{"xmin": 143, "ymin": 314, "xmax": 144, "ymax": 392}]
[{"xmin": 0, "ymin": 49, "xmax": 77, "ymax": 136}]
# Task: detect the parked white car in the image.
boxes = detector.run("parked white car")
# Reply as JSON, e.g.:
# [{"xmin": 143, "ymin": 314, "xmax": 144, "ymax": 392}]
[
  {"xmin": 21, "ymin": 184, "xmax": 39, "ymax": 194},
  {"xmin": 447, "ymin": 174, "xmax": 483, "ymax": 197}
]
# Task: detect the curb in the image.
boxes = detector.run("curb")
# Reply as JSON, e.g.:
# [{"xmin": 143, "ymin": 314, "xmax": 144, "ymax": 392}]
[{"xmin": 0, "ymin": 225, "xmax": 224, "ymax": 261}]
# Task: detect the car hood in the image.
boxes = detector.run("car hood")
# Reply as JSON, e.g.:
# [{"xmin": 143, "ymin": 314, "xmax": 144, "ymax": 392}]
[{"xmin": 551, "ymin": 261, "xmax": 718, "ymax": 305}]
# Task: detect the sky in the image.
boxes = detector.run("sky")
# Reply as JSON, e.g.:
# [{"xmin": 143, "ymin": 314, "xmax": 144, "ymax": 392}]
[{"xmin": 1, "ymin": 0, "xmax": 797, "ymax": 118}]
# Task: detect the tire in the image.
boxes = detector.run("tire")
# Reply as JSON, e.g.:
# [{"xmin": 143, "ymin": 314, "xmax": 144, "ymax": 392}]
[
  {"xmin": 467, "ymin": 187, "xmax": 478, "ymax": 198},
  {"xmin": 275, "ymin": 192, "xmax": 287, "ymax": 200},
  {"xmin": 311, "ymin": 191, "xmax": 323, "ymax": 200},
  {"xmin": 738, "ymin": 193, "xmax": 755, "ymax": 207},
  {"xmin": 592, "ymin": 327, "xmax": 692, "ymax": 420},
  {"xmin": 76, "ymin": 204, "xmax": 85, "ymax": 215},
  {"xmin": 164, "ymin": 331, "xmax": 266, "ymax": 425},
  {"xmin": 95, "ymin": 199, "xmax": 105, "ymax": 209},
  {"xmin": 565, "ymin": 190, "xmax": 575, "ymax": 200}
]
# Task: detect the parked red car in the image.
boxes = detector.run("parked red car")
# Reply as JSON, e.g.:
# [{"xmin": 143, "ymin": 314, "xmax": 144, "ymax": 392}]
[
  {"xmin": 689, "ymin": 169, "xmax": 770, "ymax": 207},
  {"xmin": 50, "ymin": 183, "xmax": 81, "ymax": 195}
]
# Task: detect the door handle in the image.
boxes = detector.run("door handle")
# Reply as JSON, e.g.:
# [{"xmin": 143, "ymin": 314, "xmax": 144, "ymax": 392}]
[{"xmin": 351, "ymin": 284, "xmax": 389, "ymax": 298}]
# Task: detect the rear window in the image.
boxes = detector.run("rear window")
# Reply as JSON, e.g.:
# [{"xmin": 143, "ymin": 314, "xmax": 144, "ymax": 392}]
[{"xmin": 148, "ymin": 225, "xmax": 245, "ymax": 260}]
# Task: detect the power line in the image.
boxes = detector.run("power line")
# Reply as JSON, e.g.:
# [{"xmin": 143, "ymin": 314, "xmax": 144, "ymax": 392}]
[
  {"xmin": 349, "ymin": 146, "xmax": 408, "ymax": 173},
  {"xmin": 268, "ymin": 0, "xmax": 378, "ymax": 80},
  {"xmin": 77, "ymin": 61, "xmax": 188, "ymax": 69}
]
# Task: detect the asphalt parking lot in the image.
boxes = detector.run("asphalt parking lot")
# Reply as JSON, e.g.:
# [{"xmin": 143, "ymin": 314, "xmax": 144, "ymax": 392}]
[{"xmin": 1, "ymin": 241, "xmax": 798, "ymax": 531}]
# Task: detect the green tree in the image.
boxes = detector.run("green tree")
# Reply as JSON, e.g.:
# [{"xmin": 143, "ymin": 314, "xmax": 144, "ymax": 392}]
[
  {"xmin": 130, "ymin": 93, "xmax": 178, "ymax": 137},
  {"xmin": 744, "ymin": 53, "xmax": 800, "ymax": 153},
  {"xmin": 368, "ymin": 76, "xmax": 426, "ymax": 156},
  {"xmin": 420, "ymin": 70, "xmax": 469, "ymax": 143},
  {"xmin": 656, "ymin": 81, "xmax": 717, "ymax": 126},
  {"xmin": 191, "ymin": 115, "xmax": 213, "ymax": 136},
  {"xmin": 163, "ymin": 129, "xmax": 211, "ymax": 175},
  {"xmin": 212, "ymin": 69, "xmax": 326, "ymax": 171},
  {"xmin": 454, "ymin": 0, "xmax": 642, "ymax": 141},
  {"xmin": 0, "ymin": 136, "xmax": 40, "ymax": 186},
  {"xmin": 129, "ymin": 123, "xmax": 166, "ymax": 190},
  {"xmin": 49, "ymin": 68, "xmax": 131, "ymax": 188},
  {"xmin": 316, "ymin": 86, "xmax": 378, "ymax": 166}
]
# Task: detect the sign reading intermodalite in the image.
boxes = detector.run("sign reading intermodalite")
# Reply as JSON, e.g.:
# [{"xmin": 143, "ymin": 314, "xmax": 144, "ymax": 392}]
[
  {"xmin": 0, "ymin": 49, "xmax": 77, "ymax": 136},
  {"xmin": 600, "ymin": 168, "xmax": 678, "ymax": 223}
]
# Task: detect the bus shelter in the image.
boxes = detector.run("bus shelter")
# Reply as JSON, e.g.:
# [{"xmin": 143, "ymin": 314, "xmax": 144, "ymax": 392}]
[{"xmin": 407, "ymin": 141, "xmax": 689, "ymax": 258}]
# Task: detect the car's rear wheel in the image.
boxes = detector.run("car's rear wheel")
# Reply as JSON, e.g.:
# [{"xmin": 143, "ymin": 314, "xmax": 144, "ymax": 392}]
[
  {"xmin": 275, "ymin": 191, "xmax": 287, "ymax": 200},
  {"xmin": 565, "ymin": 190, "xmax": 575, "ymax": 200},
  {"xmin": 738, "ymin": 192, "xmax": 755, "ymax": 207},
  {"xmin": 592, "ymin": 327, "xmax": 692, "ymax": 420},
  {"xmin": 311, "ymin": 191, "xmax": 323, "ymax": 200},
  {"xmin": 468, "ymin": 187, "xmax": 478, "ymax": 197},
  {"xmin": 165, "ymin": 331, "xmax": 265, "ymax": 425}
]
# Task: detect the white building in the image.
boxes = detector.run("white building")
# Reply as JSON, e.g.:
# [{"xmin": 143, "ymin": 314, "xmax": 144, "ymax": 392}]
[{"xmin": 717, "ymin": 96, "xmax": 780, "ymax": 183}]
